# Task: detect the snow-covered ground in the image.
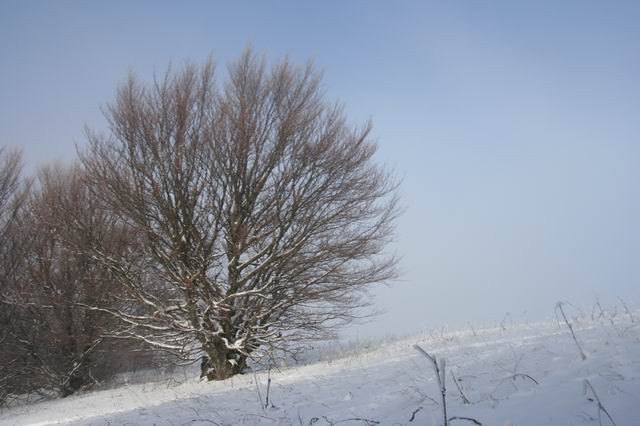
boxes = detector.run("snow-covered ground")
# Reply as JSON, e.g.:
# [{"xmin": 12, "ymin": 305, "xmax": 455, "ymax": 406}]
[{"xmin": 2, "ymin": 310, "xmax": 639, "ymax": 425}]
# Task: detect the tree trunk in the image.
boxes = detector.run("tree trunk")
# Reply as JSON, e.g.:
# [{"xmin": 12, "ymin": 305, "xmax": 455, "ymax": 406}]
[
  {"xmin": 200, "ymin": 341, "xmax": 247, "ymax": 381},
  {"xmin": 61, "ymin": 373, "xmax": 84, "ymax": 398}
]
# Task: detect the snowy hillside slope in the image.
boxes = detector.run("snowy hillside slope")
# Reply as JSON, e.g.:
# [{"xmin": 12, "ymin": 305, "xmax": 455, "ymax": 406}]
[{"xmin": 2, "ymin": 310, "xmax": 639, "ymax": 425}]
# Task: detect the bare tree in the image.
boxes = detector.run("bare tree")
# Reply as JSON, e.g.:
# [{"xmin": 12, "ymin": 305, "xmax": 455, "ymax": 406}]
[
  {"xmin": 0, "ymin": 148, "xmax": 28, "ymax": 285},
  {"xmin": 1, "ymin": 164, "xmax": 146, "ymax": 397},
  {"xmin": 0, "ymin": 147, "xmax": 30, "ymax": 403},
  {"xmin": 81, "ymin": 49, "xmax": 400, "ymax": 380}
]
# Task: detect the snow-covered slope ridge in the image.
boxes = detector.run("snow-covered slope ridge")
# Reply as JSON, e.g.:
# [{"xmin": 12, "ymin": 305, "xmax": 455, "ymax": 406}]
[{"xmin": 2, "ymin": 312, "xmax": 639, "ymax": 425}]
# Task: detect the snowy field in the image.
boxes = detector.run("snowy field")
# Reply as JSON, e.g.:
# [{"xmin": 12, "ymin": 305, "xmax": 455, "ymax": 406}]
[{"xmin": 2, "ymin": 308, "xmax": 639, "ymax": 425}]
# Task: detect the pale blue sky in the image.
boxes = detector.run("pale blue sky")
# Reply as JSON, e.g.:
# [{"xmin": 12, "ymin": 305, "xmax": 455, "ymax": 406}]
[{"xmin": 2, "ymin": 1, "xmax": 639, "ymax": 337}]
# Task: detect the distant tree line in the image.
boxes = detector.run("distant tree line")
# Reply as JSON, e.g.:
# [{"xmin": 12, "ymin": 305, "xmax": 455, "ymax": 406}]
[{"xmin": 0, "ymin": 49, "xmax": 399, "ymax": 402}]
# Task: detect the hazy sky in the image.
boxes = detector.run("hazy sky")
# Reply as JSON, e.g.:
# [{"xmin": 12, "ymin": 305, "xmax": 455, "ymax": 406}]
[{"xmin": 2, "ymin": 1, "xmax": 639, "ymax": 338}]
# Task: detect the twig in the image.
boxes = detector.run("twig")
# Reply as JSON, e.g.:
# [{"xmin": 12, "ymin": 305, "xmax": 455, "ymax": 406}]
[
  {"xmin": 409, "ymin": 385, "xmax": 439, "ymax": 405},
  {"xmin": 618, "ymin": 297, "xmax": 635, "ymax": 323},
  {"xmin": 414, "ymin": 345, "xmax": 448, "ymax": 426},
  {"xmin": 592, "ymin": 298, "xmax": 605, "ymax": 321},
  {"xmin": 252, "ymin": 368, "xmax": 264, "ymax": 409},
  {"xmin": 584, "ymin": 379, "xmax": 617, "ymax": 426},
  {"xmin": 408, "ymin": 406, "xmax": 423, "ymax": 422},
  {"xmin": 490, "ymin": 371, "xmax": 539, "ymax": 400},
  {"xmin": 320, "ymin": 416, "xmax": 380, "ymax": 425},
  {"xmin": 500, "ymin": 312, "xmax": 512, "ymax": 331},
  {"xmin": 467, "ymin": 322, "xmax": 477, "ymax": 337},
  {"xmin": 556, "ymin": 302, "xmax": 587, "ymax": 360},
  {"xmin": 449, "ymin": 417, "xmax": 482, "ymax": 425},
  {"xmin": 506, "ymin": 373, "xmax": 539, "ymax": 385},
  {"xmin": 593, "ymin": 296, "xmax": 623, "ymax": 336},
  {"xmin": 451, "ymin": 370, "xmax": 470, "ymax": 404},
  {"xmin": 265, "ymin": 366, "xmax": 272, "ymax": 409}
]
